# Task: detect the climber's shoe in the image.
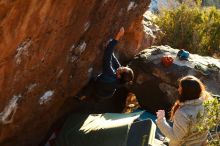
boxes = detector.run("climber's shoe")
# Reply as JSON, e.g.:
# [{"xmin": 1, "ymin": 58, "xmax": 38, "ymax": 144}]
[
  {"xmin": 74, "ymin": 95, "xmax": 87, "ymax": 101},
  {"xmin": 151, "ymin": 48, "xmax": 162, "ymax": 55},
  {"xmin": 194, "ymin": 64, "xmax": 210, "ymax": 76},
  {"xmin": 207, "ymin": 63, "xmax": 220, "ymax": 72}
]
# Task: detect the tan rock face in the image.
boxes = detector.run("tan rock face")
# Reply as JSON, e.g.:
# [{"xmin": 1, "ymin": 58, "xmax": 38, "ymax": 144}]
[
  {"xmin": 0, "ymin": 0, "xmax": 150, "ymax": 145},
  {"xmin": 116, "ymin": 11, "xmax": 161, "ymax": 64},
  {"xmin": 116, "ymin": 16, "xmax": 144, "ymax": 63}
]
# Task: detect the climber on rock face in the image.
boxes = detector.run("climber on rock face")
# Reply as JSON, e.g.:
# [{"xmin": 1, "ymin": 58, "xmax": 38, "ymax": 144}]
[
  {"xmin": 76, "ymin": 27, "xmax": 134, "ymax": 101},
  {"xmin": 94, "ymin": 27, "xmax": 134, "ymax": 100}
]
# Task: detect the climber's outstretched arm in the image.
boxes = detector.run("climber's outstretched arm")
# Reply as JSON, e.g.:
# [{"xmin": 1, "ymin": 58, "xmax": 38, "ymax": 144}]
[
  {"xmin": 112, "ymin": 53, "xmax": 121, "ymax": 70},
  {"xmin": 102, "ymin": 27, "xmax": 124, "ymax": 75}
]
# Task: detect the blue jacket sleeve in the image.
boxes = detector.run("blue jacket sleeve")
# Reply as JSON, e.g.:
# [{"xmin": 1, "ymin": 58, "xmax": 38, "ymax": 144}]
[
  {"xmin": 112, "ymin": 53, "xmax": 121, "ymax": 70},
  {"xmin": 102, "ymin": 39, "xmax": 118, "ymax": 76}
]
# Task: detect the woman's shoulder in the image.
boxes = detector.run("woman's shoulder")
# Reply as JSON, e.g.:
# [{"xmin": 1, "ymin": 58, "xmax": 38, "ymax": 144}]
[
  {"xmin": 173, "ymin": 108, "xmax": 191, "ymax": 126},
  {"xmin": 178, "ymin": 102, "xmax": 205, "ymax": 120},
  {"xmin": 175, "ymin": 108, "xmax": 189, "ymax": 118}
]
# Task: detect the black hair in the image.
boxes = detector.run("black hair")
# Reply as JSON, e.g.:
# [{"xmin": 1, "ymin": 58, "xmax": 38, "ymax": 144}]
[
  {"xmin": 119, "ymin": 69, "xmax": 134, "ymax": 84},
  {"xmin": 178, "ymin": 76, "xmax": 203, "ymax": 102}
]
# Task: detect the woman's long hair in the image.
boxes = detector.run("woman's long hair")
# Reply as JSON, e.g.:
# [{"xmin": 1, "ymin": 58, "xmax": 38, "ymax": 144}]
[{"xmin": 170, "ymin": 75, "xmax": 206, "ymax": 120}]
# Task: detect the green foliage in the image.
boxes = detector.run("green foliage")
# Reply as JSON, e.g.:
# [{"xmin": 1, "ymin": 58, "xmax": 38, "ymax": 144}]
[
  {"xmin": 198, "ymin": 98, "xmax": 220, "ymax": 130},
  {"xmin": 154, "ymin": 2, "xmax": 220, "ymax": 56},
  {"xmin": 196, "ymin": 98, "xmax": 220, "ymax": 145}
]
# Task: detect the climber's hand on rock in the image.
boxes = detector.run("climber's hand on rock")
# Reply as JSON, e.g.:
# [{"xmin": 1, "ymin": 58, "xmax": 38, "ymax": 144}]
[
  {"xmin": 156, "ymin": 110, "xmax": 165, "ymax": 120},
  {"xmin": 115, "ymin": 27, "xmax": 125, "ymax": 41}
]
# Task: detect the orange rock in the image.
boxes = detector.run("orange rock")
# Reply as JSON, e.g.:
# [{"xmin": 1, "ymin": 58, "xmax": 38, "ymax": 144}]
[{"xmin": 0, "ymin": 0, "xmax": 150, "ymax": 145}]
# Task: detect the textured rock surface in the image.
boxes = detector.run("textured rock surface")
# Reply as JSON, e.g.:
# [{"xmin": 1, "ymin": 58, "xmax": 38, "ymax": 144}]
[
  {"xmin": 0, "ymin": 0, "xmax": 150, "ymax": 145},
  {"xmin": 116, "ymin": 11, "xmax": 161, "ymax": 64},
  {"xmin": 129, "ymin": 45, "xmax": 220, "ymax": 116}
]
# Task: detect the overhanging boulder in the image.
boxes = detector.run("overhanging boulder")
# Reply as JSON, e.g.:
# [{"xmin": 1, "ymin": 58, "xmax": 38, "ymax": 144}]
[{"xmin": 0, "ymin": 1, "xmax": 150, "ymax": 145}]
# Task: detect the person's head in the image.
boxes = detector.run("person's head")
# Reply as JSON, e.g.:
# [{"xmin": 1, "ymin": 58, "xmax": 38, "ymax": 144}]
[
  {"xmin": 178, "ymin": 75, "xmax": 205, "ymax": 102},
  {"xmin": 116, "ymin": 66, "xmax": 134, "ymax": 84},
  {"xmin": 170, "ymin": 75, "xmax": 206, "ymax": 120}
]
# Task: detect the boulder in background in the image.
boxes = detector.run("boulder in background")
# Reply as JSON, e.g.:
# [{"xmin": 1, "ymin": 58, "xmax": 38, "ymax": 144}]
[{"xmin": 129, "ymin": 45, "xmax": 220, "ymax": 116}]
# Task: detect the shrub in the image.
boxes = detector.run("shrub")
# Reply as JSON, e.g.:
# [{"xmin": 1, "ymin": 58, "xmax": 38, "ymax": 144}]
[
  {"xmin": 154, "ymin": 1, "xmax": 220, "ymax": 56},
  {"xmin": 197, "ymin": 97, "xmax": 220, "ymax": 145}
]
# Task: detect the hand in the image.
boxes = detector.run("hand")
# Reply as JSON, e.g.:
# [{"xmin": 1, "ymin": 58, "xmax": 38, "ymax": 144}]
[
  {"xmin": 156, "ymin": 110, "xmax": 165, "ymax": 120},
  {"xmin": 115, "ymin": 27, "xmax": 125, "ymax": 40}
]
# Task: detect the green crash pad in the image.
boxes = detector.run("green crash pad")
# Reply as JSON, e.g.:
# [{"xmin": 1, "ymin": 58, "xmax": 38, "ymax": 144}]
[{"xmin": 55, "ymin": 112, "xmax": 156, "ymax": 146}]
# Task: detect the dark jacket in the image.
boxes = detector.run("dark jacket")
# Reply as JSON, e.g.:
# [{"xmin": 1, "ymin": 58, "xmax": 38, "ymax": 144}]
[{"xmin": 95, "ymin": 39, "xmax": 122, "ymax": 98}]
